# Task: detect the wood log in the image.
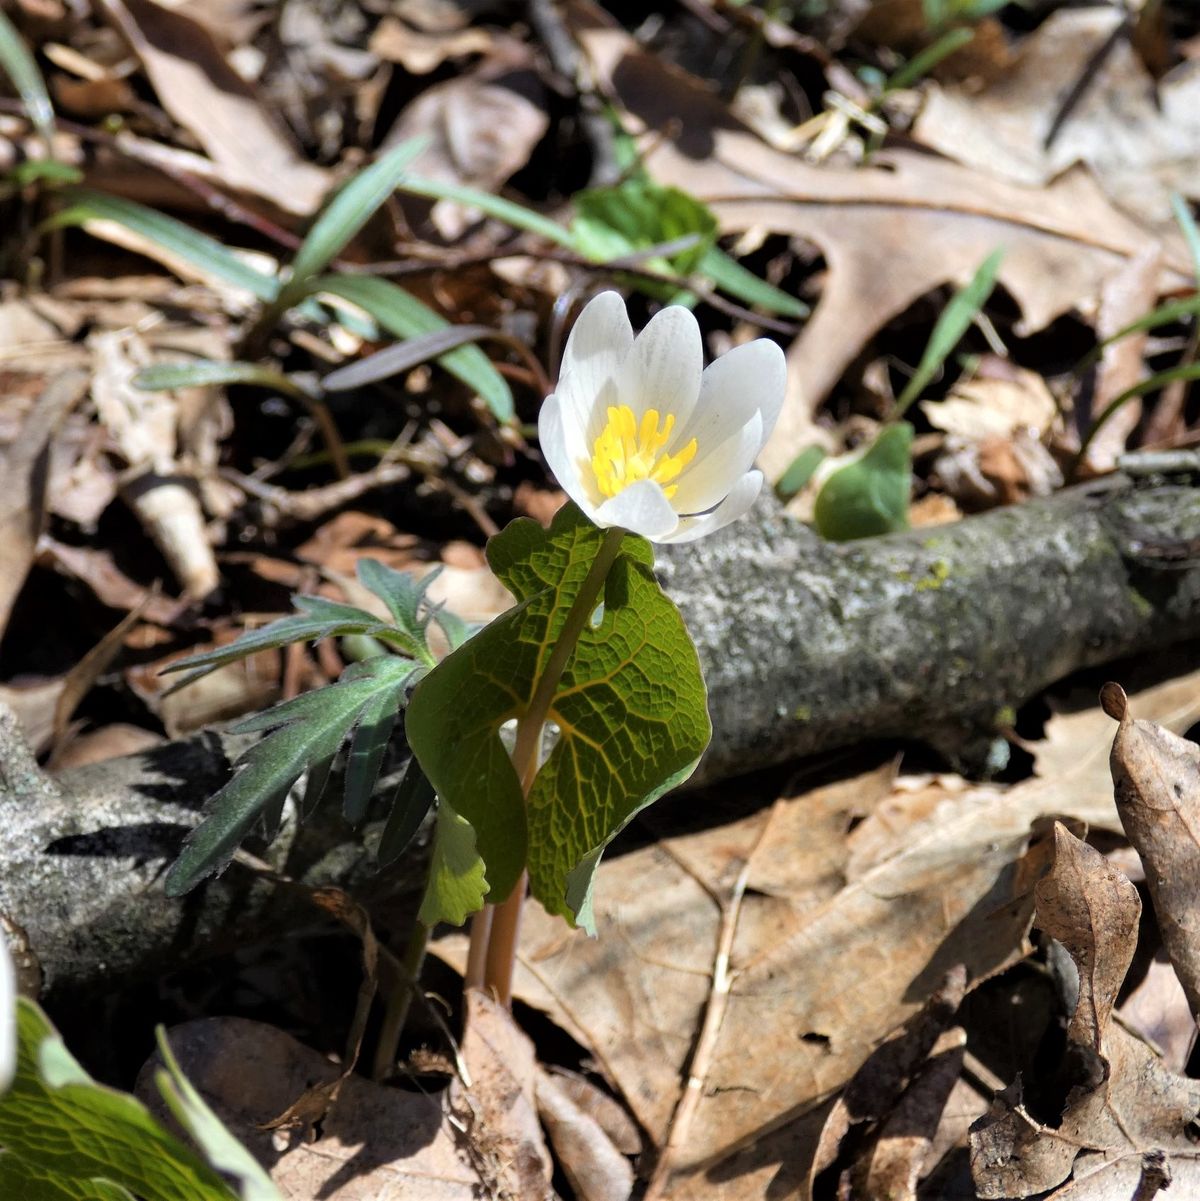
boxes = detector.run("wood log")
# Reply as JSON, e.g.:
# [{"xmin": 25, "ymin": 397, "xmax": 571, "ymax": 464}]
[{"xmin": 4, "ymin": 465, "xmax": 1199, "ymax": 997}]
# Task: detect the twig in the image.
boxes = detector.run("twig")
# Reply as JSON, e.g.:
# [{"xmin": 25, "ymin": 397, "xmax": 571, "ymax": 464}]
[
  {"xmin": 221, "ymin": 460, "xmax": 413, "ymax": 523},
  {"xmin": 643, "ymin": 804, "xmax": 779, "ymax": 1199}
]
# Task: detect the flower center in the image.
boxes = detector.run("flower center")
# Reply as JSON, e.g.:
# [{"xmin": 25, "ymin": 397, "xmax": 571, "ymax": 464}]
[{"xmin": 591, "ymin": 405, "xmax": 698, "ymax": 500}]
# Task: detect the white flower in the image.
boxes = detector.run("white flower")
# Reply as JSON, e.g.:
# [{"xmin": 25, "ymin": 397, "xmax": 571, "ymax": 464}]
[
  {"xmin": 0, "ymin": 935, "xmax": 14, "ymax": 1096},
  {"xmin": 538, "ymin": 292, "xmax": 786, "ymax": 543}
]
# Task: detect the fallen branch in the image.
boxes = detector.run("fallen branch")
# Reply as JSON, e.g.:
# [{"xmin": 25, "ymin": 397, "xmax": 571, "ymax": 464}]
[{"xmin": 3, "ymin": 464, "xmax": 1199, "ymax": 997}]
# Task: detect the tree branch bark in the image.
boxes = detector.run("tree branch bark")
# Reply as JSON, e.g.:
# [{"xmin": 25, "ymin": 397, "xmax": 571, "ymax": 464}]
[{"xmin": 4, "ymin": 466, "xmax": 1199, "ymax": 997}]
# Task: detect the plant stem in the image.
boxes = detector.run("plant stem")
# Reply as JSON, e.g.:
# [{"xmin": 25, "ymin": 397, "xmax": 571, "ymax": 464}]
[
  {"xmin": 470, "ymin": 525, "xmax": 626, "ymax": 1006},
  {"xmin": 371, "ymin": 918, "xmax": 429, "ymax": 1081}
]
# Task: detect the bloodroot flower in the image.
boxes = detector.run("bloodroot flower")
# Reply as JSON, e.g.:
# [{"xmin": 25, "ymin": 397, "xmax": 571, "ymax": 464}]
[{"xmin": 539, "ymin": 291, "xmax": 786, "ymax": 543}]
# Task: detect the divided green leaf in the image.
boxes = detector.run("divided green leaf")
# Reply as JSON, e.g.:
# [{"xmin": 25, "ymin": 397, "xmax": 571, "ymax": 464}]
[
  {"xmin": 378, "ymin": 757, "xmax": 437, "ymax": 867},
  {"xmin": 407, "ymin": 503, "xmax": 710, "ymax": 931},
  {"xmin": 165, "ymin": 655, "xmax": 421, "ymax": 895},
  {"xmin": 0, "ymin": 999, "xmax": 275, "ymax": 1201}
]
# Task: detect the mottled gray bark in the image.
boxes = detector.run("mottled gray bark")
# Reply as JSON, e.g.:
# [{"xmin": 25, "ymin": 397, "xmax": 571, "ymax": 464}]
[{"xmin": 3, "ymin": 466, "xmax": 1199, "ymax": 997}]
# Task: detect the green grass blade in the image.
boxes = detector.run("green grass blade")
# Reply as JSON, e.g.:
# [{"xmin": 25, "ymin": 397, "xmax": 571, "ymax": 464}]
[
  {"xmin": 312, "ymin": 274, "xmax": 514, "ymax": 421},
  {"xmin": 286, "ymin": 139, "xmax": 425, "ymax": 295},
  {"xmin": 1171, "ymin": 193, "xmax": 1200, "ymax": 281},
  {"xmin": 397, "ymin": 176, "xmax": 577, "ymax": 247},
  {"xmin": 887, "ymin": 26, "xmax": 975, "ymax": 92},
  {"xmin": 1075, "ymin": 362, "xmax": 1200, "ymax": 471},
  {"xmin": 894, "ymin": 247, "xmax": 1003, "ymax": 417},
  {"xmin": 48, "ymin": 188, "xmax": 280, "ymax": 301},
  {"xmin": 698, "ymin": 247, "xmax": 809, "ymax": 318},
  {"xmin": 0, "ymin": 8, "xmax": 55, "ymax": 147},
  {"xmin": 134, "ymin": 361, "xmax": 297, "ymax": 393}
]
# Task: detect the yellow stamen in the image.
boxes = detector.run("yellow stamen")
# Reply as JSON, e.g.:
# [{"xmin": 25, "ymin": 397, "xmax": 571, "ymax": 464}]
[{"xmin": 591, "ymin": 405, "xmax": 697, "ymax": 499}]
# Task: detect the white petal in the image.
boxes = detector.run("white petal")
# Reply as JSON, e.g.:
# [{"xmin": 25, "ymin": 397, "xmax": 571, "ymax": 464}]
[
  {"xmin": 539, "ymin": 394, "xmax": 603, "ymax": 518},
  {"xmin": 594, "ymin": 479, "xmax": 679, "ymax": 539},
  {"xmin": 670, "ymin": 410, "xmax": 763, "ymax": 516},
  {"xmin": 677, "ymin": 338, "xmax": 786, "ymax": 453},
  {"xmin": 658, "ymin": 471, "xmax": 763, "ymax": 544},
  {"xmin": 0, "ymin": 935, "xmax": 13, "ymax": 1096},
  {"xmin": 614, "ymin": 305, "xmax": 702, "ymax": 435},
  {"xmin": 557, "ymin": 292, "xmax": 633, "ymax": 440}
]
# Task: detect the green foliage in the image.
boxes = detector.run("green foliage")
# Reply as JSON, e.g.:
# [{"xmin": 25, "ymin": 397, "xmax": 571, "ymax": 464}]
[
  {"xmin": 407, "ymin": 503, "xmax": 711, "ymax": 931},
  {"xmin": 572, "ymin": 179, "xmax": 718, "ymax": 276},
  {"xmin": 133, "ymin": 361, "xmax": 299, "ymax": 394},
  {"xmin": 161, "ymin": 561, "xmax": 462, "ymax": 895},
  {"xmin": 1171, "ymin": 193, "xmax": 1200, "ymax": 278},
  {"xmin": 814, "ymin": 422, "xmax": 914, "ymax": 541},
  {"xmin": 0, "ymin": 999, "xmax": 278, "ymax": 1201},
  {"xmin": 44, "ymin": 187, "xmax": 513, "ymax": 418},
  {"xmin": 894, "ymin": 248, "xmax": 1003, "ymax": 417},
  {"xmin": 396, "ymin": 172, "xmax": 805, "ymax": 317},
  {"xmin": 0, "ymin": 8, "xmax": 55, "ymax": 147}
]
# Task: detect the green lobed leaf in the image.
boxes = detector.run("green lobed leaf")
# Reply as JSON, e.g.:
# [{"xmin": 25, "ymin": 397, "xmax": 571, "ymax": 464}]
[
  {"xmin": 311, "ymin": 274, "xmax": 513, "ymax": 422},
  {"xmin": 152, "ymin": 1032, "xmax": 279, "ymax": 1201},
  {"xmin": 284, "ymin": 139, "xmax": 425, "ymax": 299},
  {"xmin": 407, "ymin": 503, "xmax": 711, "ymax": 930},
  {"xmin": 0, "ymin": 1000, "xmax": 244, "ymax": 1201},
  {"xmin": 417, "ymin": 798, "xmax": 488, "ymax": 926},
  {"xmin": 164, "ymin": 664, "xmax": 416, "ymax": 894},
  {"xmin": 814, "ymin": 422, "xmax": 914, "ymax": 541},
  {"xmin": 377, "ymin": 756, "xmax": 436, "ymax": 867},
  {"xmin": 894, "ymin": 247, "xmax": 1003, "ymax": 417},
  {"xmin": 0, "ymin": 8, "xmax": 56, "ymax": 147}
]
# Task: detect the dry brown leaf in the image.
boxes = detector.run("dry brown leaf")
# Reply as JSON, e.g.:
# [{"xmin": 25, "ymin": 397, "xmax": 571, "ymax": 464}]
[
  {"xmin": 136, "ymin": 1017, "xmax": 481, "ymax": 1198},
  {"xmin": 36, "ymin": 537, "xmax": 187, "ymax": 625},
  {"xmin": 1082, "ymin": 245, "xmax": 1161, "ymax": 473},
  {"xmin": 1105, "ymin": 681, "xmax": 1200, "ymax": 1022},
  {"xmin": 91, "ymin": 329, "xmax": 220, "ymax": 598},
  {"xmin": 429, "ymin": 671, "xmax": 1200, "ymax": 1198},
  {"xmin": 1034, "ymin": 824, "xmax": 1141, "ymax": 1055},
  {"xmin": 370, "ymin": 16, "xmax": 492, "ymax": 74},
  {"xmin": 1118, "ymin": 955, "xmax": 1197, "ymax": 1075},
  {"xmin": 48, "ymin": 723, "xmax": 163, "ymax": 770},
  {"xmin": 915, "ymin": 7, "xmax": 1200, "ymax": 238},
  {"xmin": 383, "ymin": 63, "xmax": 548, "ymax": 239},
  {"xmin": 0, "ymin": 372, "xmax": 87, "ymax": 638},
  {"xmin": 570, "ymin": 2, "xmax": 1187, "ymax": 479},
  {"xmin": 97, "ymin": 0, "xmax": 328, "ymax": 215},
  {"xmin": 970, "ymin": 821, "xmax": 1200, "ymax": 1199}
]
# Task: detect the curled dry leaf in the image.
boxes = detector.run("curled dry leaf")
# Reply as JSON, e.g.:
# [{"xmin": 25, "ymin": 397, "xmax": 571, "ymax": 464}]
[
  {"xmin": 536, "ymin": 1067, "xmax": 635, "ymax": 1201},
  {"xmin": 383, "ymin": 63, "xmax": 548, "ymax": 239},
  {"xmin": 1105, "ymin": 681, "xmax": 1200, "ymax": 1021},
  {"xmin": 457, "ymin": 990, "xmax": 553, "ymax": 1201},
  {"xmin": 970, "ymin": 822, "xmax": 1200, "ymax": 1199}
]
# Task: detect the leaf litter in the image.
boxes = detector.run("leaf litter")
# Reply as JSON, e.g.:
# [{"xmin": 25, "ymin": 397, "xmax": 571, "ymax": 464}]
[{"xmin": 3, "ymin": 0, "xmax": 1200, "ymax": 1198}]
